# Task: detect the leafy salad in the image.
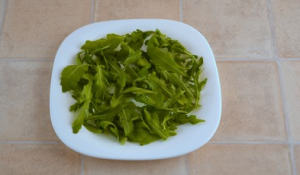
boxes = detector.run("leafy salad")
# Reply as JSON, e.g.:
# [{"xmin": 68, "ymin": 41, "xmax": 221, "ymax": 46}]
[{"xmin": 60, "ymin": 29, "xmax": 207, "ymax": 145}]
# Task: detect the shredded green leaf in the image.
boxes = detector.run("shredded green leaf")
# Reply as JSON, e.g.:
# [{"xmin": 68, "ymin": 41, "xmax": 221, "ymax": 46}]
[{"xmin": 60, "ymin": 29, "xmax": 207, "ymax": 145}]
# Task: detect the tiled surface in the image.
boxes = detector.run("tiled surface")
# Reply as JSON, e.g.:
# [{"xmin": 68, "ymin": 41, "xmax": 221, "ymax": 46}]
[
  {"xmin": 84, "ymin": 156, "xmax": 187, "ymax": 175},
  {"xmin": 271, "ymin": 0, "xmax": 300, "ymax": 58},
  {"xmin": 183, "ymin": 0, "xmax": 273, "ymax": 59},
  {"xmin": 94, "ymin": 0, "xmax": 180, "ymax": 21},
  {"xmin": 0, "ymin": 0, "xmax": 300, "ymax": 175},
  {"xmin": 189, "ymin": 144, "xmax": 292, "ymax": 175},
  {"xmin": 281, "ymin": 61, "xmax": 300, "ymax": 141},
  {"xmin": 212, "ymin": 61, "xmax": 286, "ymax": 141},
  {"xmin": 0, "ymin": 144, "xmax": 81, "ymax": 175},
  {"xmin": 0, "ymin": 0, "xmax": 91, "ymax": 59},
  {"xmin": 0, "ymin": 62, "xmax": 58, "ymax": 141}
]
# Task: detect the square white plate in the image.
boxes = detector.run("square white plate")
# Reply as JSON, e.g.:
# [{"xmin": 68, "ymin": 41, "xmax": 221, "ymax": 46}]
[{"xmin": 50, "ymin": 19, "xmax": 221, "ymax": 160}]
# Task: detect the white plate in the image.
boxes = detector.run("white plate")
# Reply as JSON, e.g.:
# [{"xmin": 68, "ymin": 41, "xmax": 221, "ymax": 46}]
[{"xmin": 50, "ymin": 19, "xmax": 222, "ymax": 160}]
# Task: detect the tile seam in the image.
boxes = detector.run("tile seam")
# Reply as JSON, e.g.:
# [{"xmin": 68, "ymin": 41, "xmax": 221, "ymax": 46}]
[
  {"xmin": 0, "ymin": 0, "xmax": 8, "ymax": 43},
  {"xmin": 276, "ymin": 60, "xmax": 297, "ymax": 175},
  {"xmin": 266, "ymin": 0, "xmax": 280, "ymax": 60},
  {"xmin": 90, "ymin": 0, "xmax": 95, "ymax": 23},
  {"xmin": 216, "ymin": 58, "xmax": 300, "ymax": 61},
  {"xmin": 278, "ymin": 58, "xmax": 300, "ymax": 61},
  {"xmin": 179, "ymin": 0, "xmax": 183, "ymax": 22},
  {"xmin": 0, "ymin": 58, "xmax": 54, "ymax": 62},
  {"xmin": 185, "ymin": 155, "xmax": 190, "ymax": 175},
  {"xmin": 290, "ymin": 144, "xmax": 297, "ymax": 175},
  {"xmin": 0, "ymin": 141, "xmax": 61, "ymax": 144},
  {"xmin": 209, "ymin": 141, "xmax": 288, "ymax": 145},
  {"xmin": 268, "ymin": 0, "xmax": 297, "ymax": 172},
  {"xmin": 81, "ymin": 155, "xmax": 85, "ymax": 175},
  {"xmin": 216, "ymin": 58, "xmax": 276, "ymax": 61}
]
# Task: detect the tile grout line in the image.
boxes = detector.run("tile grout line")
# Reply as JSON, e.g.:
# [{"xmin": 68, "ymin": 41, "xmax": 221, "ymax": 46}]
[
  {"xmin": 81, "ymin": 155, "xmax": 85, "ymax": 175},
  {"xmin": 215, "ymin": 58, "xmax": 300, "ymax": 61},
  {"xmin": 0, "ymin": 0, "xmax": 8, "ymax": 42},
  {"xmin": 277, "ymin": 60, "xmax": 297, "ymax": 175},
  {"xmin": 209, "ymin": 141, "xmax": 289, "ymax": 145},
  {"xmin": 266, "ymin": 0, "xmax": 280, "ymax": 60},
  {"xmin": 267, "ymin": 0, "xmax": 297, "ymax": 174},
  {"xmin": 278, "ymin": 58, "xmax": 300, "ymax": 61},
  {"xmin": 216, "ymin": 58, "xmax": 275, "ymax": 61},
  {"xmin": 90, "ymin": 0, "xmax": 95, "ymax": 23},
  {"xmin": 185, "ymin": 155, "xmax": 190, "ymax": 175},
  {"xmin": 179, "ymin": 0, "xmax": 183, "ymax": 22},
  {"xmin": 0, "ymin": 58, "xmax": 54, "ymax": 62},
  {"xmin": 0, "ymin": 141, "xmax": 61, "ymax": 144}
]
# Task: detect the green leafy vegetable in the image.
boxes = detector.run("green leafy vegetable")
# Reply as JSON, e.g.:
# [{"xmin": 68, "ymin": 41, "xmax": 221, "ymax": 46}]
[
  {"xmin": 122, "ymin": 87, "xmax": 156, "ymax": 95},
  {"xmin": 147, "ymin": 46, "xmax": 188, "ymax": 77},
  {"xmin": 144, "ymin": 109, "xmax": 169, "ymax": 140},
  {"xmin": 60, "ymin": 65, "xmax": 89, "ymax": 92},
  {"xmin": 60, "ymin": 29, "xmax": 207, "ymax": 145},
  {"xmin": 72, "ymin": 74, "xmax": 93, "ymax": 133},
  {"xmin": 118, "ymin": 109, "xmax": 134, "ymax": 136}
]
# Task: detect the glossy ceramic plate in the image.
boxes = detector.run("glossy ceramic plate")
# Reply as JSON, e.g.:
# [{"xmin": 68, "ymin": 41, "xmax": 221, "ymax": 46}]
[{"xmin": 50, "ymin": 19, "xmax": 221, "ymax": 160}]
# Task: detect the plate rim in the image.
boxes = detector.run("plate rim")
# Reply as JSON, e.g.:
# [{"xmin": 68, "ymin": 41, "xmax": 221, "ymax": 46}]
[{"xmin": 50, "ymin": 19, "xmax": 222, "ymax": 160}]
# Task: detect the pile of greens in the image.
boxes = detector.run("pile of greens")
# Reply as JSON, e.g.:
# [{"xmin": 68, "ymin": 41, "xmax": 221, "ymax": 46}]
[{"xmin": 60, "ymin": 29, "xmax": 207, "ymax": 145}]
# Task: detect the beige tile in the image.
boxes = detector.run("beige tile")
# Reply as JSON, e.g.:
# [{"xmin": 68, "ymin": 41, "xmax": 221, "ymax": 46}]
[
  {"xmin": 212, "ymin": 61, "xmax": 286, "ymax": 141},
  {"xmin": 0, "ymin": 0, "xmax": 91, "ymax": 59},
  {"xmin": 84, "ymin": 155, "xmax": 187, "ymax": 175},
  {"xmin": 94, "ymin": 0, "xmax": 179, "ymax": 21},
  {"xmin": 295, "ymin": 146, "xmax": 300, "ymax": 175},
  {"xmin": 0, "ymin": 61, "xmax": 58, "ymax": 141},
  {"xmin": 183, "ymin": 0, "xmax": 273, "ymax": 59},
  {"xmin": 271, "ymin": 0, "xmax": 300, "ymax": 58},
  {"xmin": 281, "ymin": 61, "xmax": 300, "ymax": 141},
  {"xmin": 189, "ymin": 144, "xmax": 292, "ymax": 175},
  {"xmin": 0, "ymin": 144, "xmax": 80, "ymax": 175}
]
